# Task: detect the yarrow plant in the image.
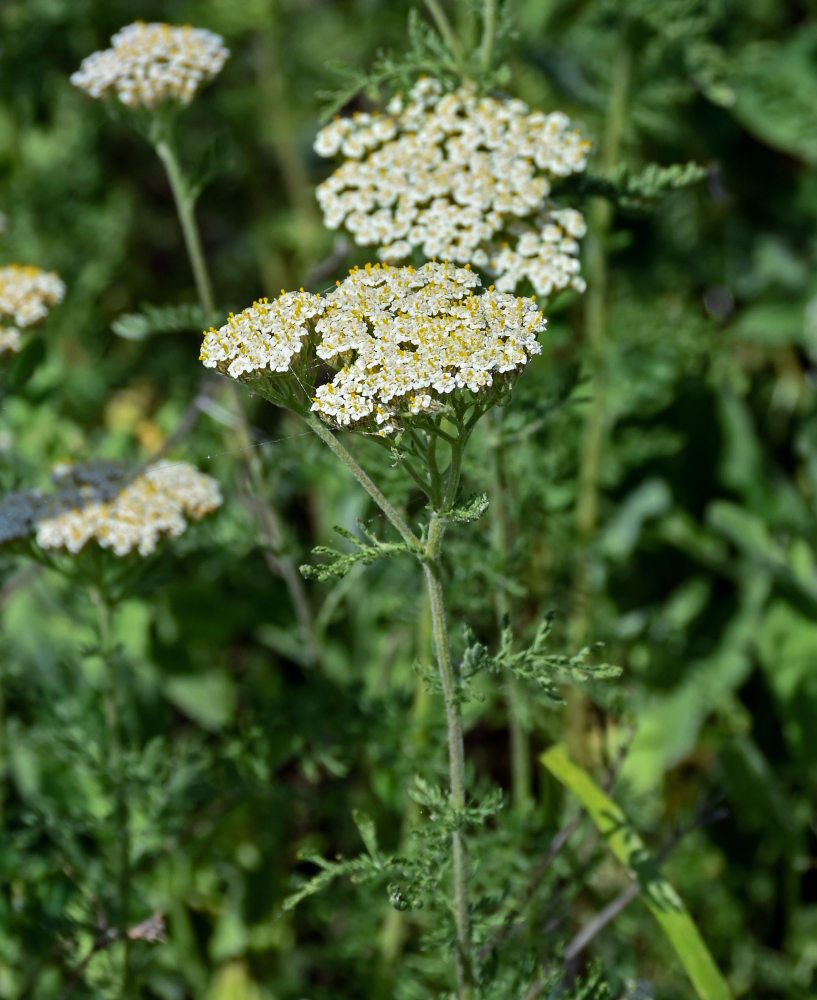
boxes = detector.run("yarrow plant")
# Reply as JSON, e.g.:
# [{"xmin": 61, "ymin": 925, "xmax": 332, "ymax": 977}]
[
  {"xmin": 199, "ymin": 260, "xmax": 563, "ymax": 997},
  {"xmin": 0, "ymin": 459, "xmax": 221, "ymax": 555},
  {"xmin": 0, "ymin": 263, "xmax": 65, "ymax": 354},
  {"xmin": 70, "ymin": 21, "xmax": 229, "ymax": 109},
  {"xmin": 0, "ymin": 1, "xmax": 743, "ymax": 997},
  {"xmin": 315, "ymin": 77, "xmax": 591, "ymax": 294}
]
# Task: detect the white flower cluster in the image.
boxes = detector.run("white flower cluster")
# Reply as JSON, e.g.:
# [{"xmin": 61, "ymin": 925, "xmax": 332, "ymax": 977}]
[
  {"xmin": 0, "ymin": 263, "xmax": 65, "ymax": 325},
  {"xmin": 70, "ymin": 21, "xmax": 229, "ymax": 109},
  {"xmin": 200, "ymin": 291, "xmax": 323, "ymax": 379},
  {"xmin": 199, "ymin": 261, "xmax": 545, "ymax": 436},
  {"xmin": 314, "ymin": 78, "xmax": 591, "ymax": 296},
  {"xmin": 0, "ymin": 263, "xmax": 65, "ymax": 355},
  {"xmin": 0, "ymin": 461, "xmax": 221, "ymax": 556}
]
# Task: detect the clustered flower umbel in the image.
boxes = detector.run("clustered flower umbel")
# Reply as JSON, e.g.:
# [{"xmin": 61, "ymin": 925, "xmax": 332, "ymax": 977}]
[
  {"xmin": 0, "ymin": 460, "xmax": 221, "ymax": 556},
  {"xmin": 70, "ymin": 21, "xmax": 229, "ymax": 109},
  {"xmin": 200, "ymin": 261, "xmax": 545, "ymax": 435},
  {"xmin": 0, "ymin": 263, "xmax": 65, "ymax": 355},
  {"xmin": 314, "ymin": 78, "xmax": 591, "ymax": 296}
]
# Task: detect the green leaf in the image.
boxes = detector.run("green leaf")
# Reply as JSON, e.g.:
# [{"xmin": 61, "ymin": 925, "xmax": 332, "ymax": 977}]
[
  {"xmin": 300, "ymin": 523, "xmax": 413, "ymax": 580},
  {"xmin": 620, "ymin": 572, "xmax": 769, "ymax": 795},
  {"xmin": 601, "ymin": 478, "xmax": 671, "ymax": 560},
  {"xmin": 164, "ymin": 671, "xmax": 237, "ymax": 731},
  {"xmin": 542, "ymin": 745, "xmax": 732, "ymax": 1000},
  {"xmin": 728, "ymin": 36, "xmax": 817, "ymax": 164},
  {"xmin": 111, "ymin": 302, "xmax": 210, "ymax": 341},
  {"xmin": 708, "ymin": 502, "xmax": 817, "ymax": 607},
  {"xmin": 448, "ymin": 493, "xmax": 489, "ymax": 523},
  {"xmin": 352, "ymin": 809, "xmax": 379, "ymax": 857},
  {"xmin": 732, "ymin": 302, "xmax": 805, "ymax": 347},
  {"xmin": 206, "ymin": 961, "xmax": 262, "ymax": 1000}
]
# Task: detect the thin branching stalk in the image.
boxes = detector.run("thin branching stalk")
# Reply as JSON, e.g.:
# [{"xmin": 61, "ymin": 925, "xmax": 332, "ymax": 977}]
[
  {"xmin": 479, "ymin": 0, "xmax": 498, "ymax": 74},
  {"xmin": 305, "ymin": 412, "xmax": 473, "ymax": 995},
  {"xmin": 424, "ymin": 0, "xmax": 466, "ymax": 64},
  {"xmin": 92, "ymin": 588, "xmax": 133, "ymax": 997},
  {"xmin": 154, "ymin": 134, "xmax": 321, "ymax": 663},
  {"xmin": 154, "ymin": 137, "xmax": 216, "ymax": 320},
  {"xmin": 305, "ymin": 413, "xmax": 421, "ymax": 551}
]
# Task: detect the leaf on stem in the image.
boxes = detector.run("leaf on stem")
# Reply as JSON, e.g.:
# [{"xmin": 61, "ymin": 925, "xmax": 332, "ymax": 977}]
[
  {"xmin": 112, "ymin": 302, "xmax": 210, "ymax": 341},
  {"xmin": 461, "ymin": 617, "xmax": 620, "ymax": 700},
  {"xmin": 300, "ymin": 523, "xmax": 414, "ymax": 581}
]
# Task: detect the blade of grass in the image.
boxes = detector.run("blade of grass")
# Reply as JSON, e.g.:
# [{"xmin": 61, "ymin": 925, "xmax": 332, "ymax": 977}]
[{"xmin": 541, "ymin": 744, "xmax": 731, "ymax": 1000}]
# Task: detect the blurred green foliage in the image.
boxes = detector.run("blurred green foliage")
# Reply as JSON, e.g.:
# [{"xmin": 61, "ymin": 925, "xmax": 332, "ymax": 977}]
[{"xmin": 2, "ymin": 0, "xmax": 817, "ymax": 998}]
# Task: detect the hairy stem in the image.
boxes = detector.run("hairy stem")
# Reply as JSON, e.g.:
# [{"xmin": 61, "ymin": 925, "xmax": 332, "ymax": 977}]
[
  {"xmin": 309, "ymin": 418, "xmax": 472, "ymax": 993},
  {"xmin": 93, "ymin": 590, "xmax": 133, "ymax": 997},
  {"xmin": 423, "ymin": 510, "xmax": 472, "ymax": 998},
  {"xmin": 305, "ymin": 413, "xmax": 421, "ymax": 551},
  {"xmin": 479, "ymin": 0, "xmax": 498, "ymax": 74},
  {"xmin": 424, "ymin": 0, "xmax": 466, "ymax": 64}
]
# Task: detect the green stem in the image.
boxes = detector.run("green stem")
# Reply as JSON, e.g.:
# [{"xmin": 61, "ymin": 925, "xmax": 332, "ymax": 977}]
[
  {"xmin": 423, "ymin": 511, "xmax": 472, "ymax": 998},
  {"xmin": 488, "ymin": 410, "xmax": 532, "ymax": 813},
  {"xmin": 154, "ymin": 133, "xmax": 320, "ymax": 664},
  {"xmin": 424, "ymin": 0, "xmax": 466, "ymax": 64},
  {"xmin": 306, "ymin": 413, "xmax": 472, "ymax": 994},
  {"xmin": 305, "ymin": 413, "xmax": 422, "ymax": 551},
  {"xmin": 93, "ymin": 590, "xmax": 133, "ymax": 997},
  {"xmin": 479, "ymin": 0, "xmax": 498, "ymax": 74},
  {"xmin": 154, "ymin": 137, "xmax": 216, "ymax": 319}
]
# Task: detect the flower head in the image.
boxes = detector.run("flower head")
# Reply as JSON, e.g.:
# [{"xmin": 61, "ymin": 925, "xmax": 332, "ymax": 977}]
[
  {"xmin": 71, "ymin": 21, "xmax": 229, "ymax": 109},
  {"xmin": 0, "ymin": 264, "xmax": 65, "ymax": 327},
  {"xmin": 200, "ymin": 261, "xmax": 545, "ymax": 436},
  {"xmin": 314, "ymin": 78, "xmax": 591, "ymax": 296},
  {"xmin": 0, "ymin": 460, "xmax": 222, "ymax": 557}
]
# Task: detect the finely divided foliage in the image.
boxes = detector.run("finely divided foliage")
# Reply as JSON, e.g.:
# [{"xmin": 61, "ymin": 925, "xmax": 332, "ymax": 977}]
[
  {"xmin": 315, "ymin": 76, "xmax": 590, "ymax": 294},
  {"xmin": 1, "ymin": 0, "xmax": 763, "ymax": 996}
]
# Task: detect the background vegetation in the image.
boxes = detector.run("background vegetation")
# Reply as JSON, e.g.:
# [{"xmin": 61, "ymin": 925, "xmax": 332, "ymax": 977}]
[{"xmin": 1, "ymin": 0, "xmax": 816, "ymax": 997}]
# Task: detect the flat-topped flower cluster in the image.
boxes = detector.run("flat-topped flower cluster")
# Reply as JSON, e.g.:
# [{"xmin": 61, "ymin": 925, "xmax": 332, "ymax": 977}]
[
  {"xmin": 0, "ymin": 263, "xmax": 65, "ymax": 355},
  {"xmin": 314, "ymin": 77, "xmax": 591, "ymax": 296},
  {"xmin": 0, "ymin": 460, "xmax": 221, "ymax": 556},
  {"xmin": 200, "ymin": 261, "xmax": 545, "ymax": 435},
  {"xmin": 71, "ymin": 21, "xmax": 229, "ymax": 109}
]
